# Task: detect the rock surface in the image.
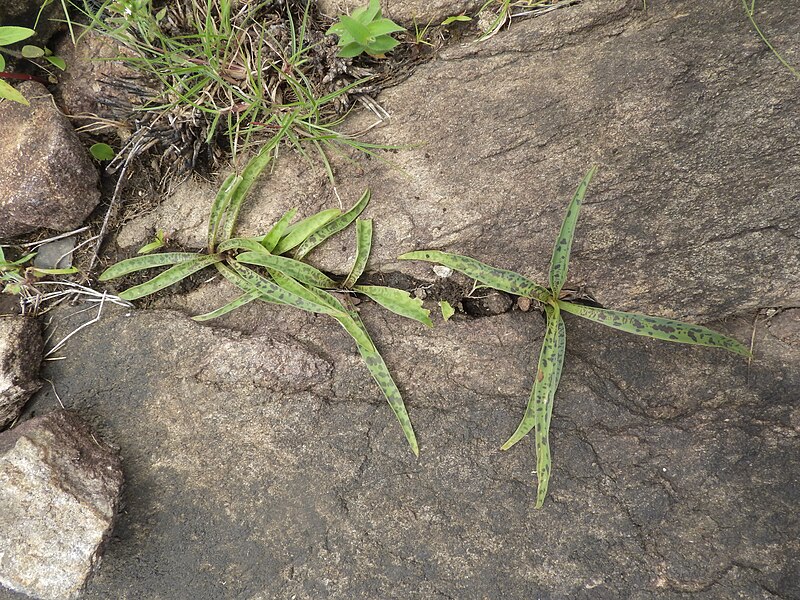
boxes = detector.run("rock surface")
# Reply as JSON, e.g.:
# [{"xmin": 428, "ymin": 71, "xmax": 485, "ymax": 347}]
[
  {"xmin": 0, "ymin": 82, "xmax": 100, "ymax": 240},
  {"xmin": 0, "ymin": 410, "xmax": 123, "ymax": 600},
  {"xmin": 317, "ymin": 0, "xmax": 482, "ymax": 27},
  {"xmin": 0, "ymin": 317, "xmax": 43, "ymax": 431}
]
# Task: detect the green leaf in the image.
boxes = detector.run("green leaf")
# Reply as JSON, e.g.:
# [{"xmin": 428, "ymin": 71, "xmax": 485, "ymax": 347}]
[
  {"xmin": 339, "ymin": 15, "xmax": 372, "ymax": 46},
  {"xmin": 557, "ymin": 301, "xmax": 751, "ymax": 356},
  {"xmin": 364, "ymin": 35, "xmax": 400, "ymax": 54},
  {"xmin": 439, "ymin": 300, "xmax": 455, "ymax": 321},
  {"xmin": 501, "ymin": 303, "xmax": 565, "ymax": 509},
  {"xmin": 337, "ymin": 42, "xmax": 365, "ymax": 58},
  {"xmin": 362, "ymin": 0, "xmax": 383, "ymax": 23},
  {"xmin": 208, "ymin": 173, "xmax": 242, "ymax": 251},
  {"xmin": 236, "ymin": 252, "xmax": 339, "ymax": 289},
  {"xmin": 192, "ymin": 290, "xmax": 261, "ymax": 321},
  {"xmin": 0, "ymin": 80, "xmax": 29, "ymax": 105},
  {"xmin": 90, "ymin": 142, "xmax": 115, "ymax": 161},
  {"xmin": 21, "ymin": 45, "xmax": 45, "ymax": 58},
  {"xmin": 261, "ymin": 208, "xmax": 297, "ymax": 252},
  {"xmin": 441, "ymin": 15, "xmax": 472, "ymax": 25},
  {"xmin": 398, "ymin": 250, "xmax": 550, "ymax": 302},
  {"xmin": 221, "ymin": 144, "xmax": 277, "ymax": 242},
  {"xmin": 0, "ymin": 54, "xmax": 5, "ymax": 71},
  {"xmin": 367, "ymin": 18, "xmax": 406, "ymax": 36},
  {"xmin": 354, "ymin": 285, "xmax": 432, "ymax": 327},
  {"xmin": 99, "ymin": 252, "xmax": 202, "ymax": 281},
  {"xmin": 44, "ymin": 55, "xmax": 66, "ymax": 71},
  {"xmin": 343, "ymin": 218, "xmax": 372, "ymax": 288},
  {"xmin": 29, "ymin": 266, "xmax": 79, "ymax": 276},
  {"xmin": 0, "ymin": 27, "xmax": 36, "ymax": 46},
  {"xmin": 549, "ymin": 166, "xmax": 596, "ymax": 295},
  {"xmin": 294, "ymin": 190, "xmax": 371, "ymax": 260},
  {"xmin": 272, "ymin": 208, "xmax": 342, "ymax": 255},
  {"xmin": 118, "ymin": 254, "xmax": 223, "ymax": 300},
  {"xmin": 216, "ymin": 237, "xmax": 269, "ymax": 254}
]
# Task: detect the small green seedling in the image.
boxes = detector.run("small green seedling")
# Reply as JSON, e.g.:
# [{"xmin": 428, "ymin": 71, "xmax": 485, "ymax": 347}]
[
  {"xmin": 326, "ymin": 0, "xmax": 406, "ymax": 58},
  {"xmin": 400, "ymin": 167, "xmax": 750, "ymax": 507},
  {"xmin": 100, "ymin": 146, "xmax": 430, "ymax": 455},
  {"xmin": 0, "ymin": 246, "xmax": 78, "ymax": 294},
  {"xmin": 90, "ymin": 142, "xmax": 116, "ymax": 161},
  {"xmin": 137, "ymin": 229, "xmax": 167, "ymax": 254},
  {"xmin": 0, "ymin": 25, "xmax": 66, "ymax": 105}
]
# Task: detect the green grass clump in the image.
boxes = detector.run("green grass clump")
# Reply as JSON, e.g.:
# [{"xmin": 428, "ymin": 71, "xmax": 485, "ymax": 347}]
[
  {"xmin": 99, "ymin": 146, "xmax": 430, "ymax": 455},
  {"xmin": 400, "ymin": 167, "xmax": 750, "ymax": 507}
]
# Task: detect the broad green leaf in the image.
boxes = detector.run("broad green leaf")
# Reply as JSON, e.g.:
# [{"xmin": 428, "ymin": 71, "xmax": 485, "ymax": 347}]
[
  {"xmin": 367, "ymin": 19, "xmax": 406, "ymax": 36},
  {"xmin": 261, "ymin": 208, "xmax": 297, "ymax": 252},
  {"xmin": 221, "ymin": 144, "xmax": 277, "ymax": 241},
  {"xmin": 44, "ymin": 55, "xmax": 66, "ymax": 70},
  {"xmin": 216, "ymin": 237, "xmax": 268, "ymax": 254},
  {"xmin": 99, "ymin": 252, "xmax": 202, "ymax": 281},
  {"xmin": 0, "ymin": 80, "xmax": 29, "ymax": 105},
  {"xmin": 272, "ymin": 208, "xmax": 342, "ymax": 255},
  {"xmin": 294, "ymin": 190, "xmax": 371, "ymax": 260},
  {"xmin": 119, "ymin": 254, "xmax": 222, "ymax": 300},
  {"xmin": 339, "ymin": 15, "xmax": 371, "ymax": 46},
  {"xmin": 21, "ymin": 45, "xmax": 45, "ymax": 58},
  {"xmin": 237, "ymin": 251, "xmax": 339, "ymax": 288},
  {"xmin": 192, "ymin": 290, "xmax": 261, "ymax": 321},
  {"xmin": 362, "ymin": 0, "xmax": 383, "ymax": 23},
  {"xmin": 0, "ymin": 54, "xmax": 5, "ymax": 71},
  {"xmin": 343, "ymin": 218, "xmax": 372, "ymax": 288},
  {"xmin": 90, "ymin": 142, "xmax": 115, "ymax": 161},
  {"xmin": 558, "ymin": 300, "xmax": 751, "ymax": 356},
  {"xmin": 354, "ymin": 285, "xmax": 432, "ymax": 327},
  {"xmin": 337, "ymin": 42, "xmax": 364, "ymax": 58},
  {"xmin": 439, "ymin": 300, "xmax": 455, "ymax": 321},
  {"xmin": 0, "ymin": 27, "xmax": 36, "ymax": 46},
  {"xmin": 208, "ymin": 173, "xmax": 242, "ymax": 251},
  {"xmin": 228, "ymin": 261, "xmax": 344, "ymax": 316},
  {"xmin": 364, "ymin": 35, "xmax": 400, "ymax": 53},
  {"xmin": 398, "ymin": 250, "xmax": 550, "ymax": 302},
  {"xmin": 549, "ymin": 166, "xmax": 596, "ymax": 295}
]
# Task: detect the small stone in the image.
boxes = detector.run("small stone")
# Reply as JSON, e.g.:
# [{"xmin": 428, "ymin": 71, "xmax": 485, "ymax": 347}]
[
  {"xmin": 0, "ymin": 316, "xmax": 43, "ymax": 431},
  {"xmin": 32, "ymin": 237, "xmax": 76, "ymax": 270},
  {"xmin": 0, "ymin": 411, "xmax": 123, "ymax": 600},
  {"xmin": 0, "ymin": 82, "xmax": 100, "ymax": 240},
  {"xmin": 517, "ymin": 297, "xmax": 532, "ymax": 312},
  {"xmin": 433, "ymin": 265, "xmax": 453, "ymax": 278}
]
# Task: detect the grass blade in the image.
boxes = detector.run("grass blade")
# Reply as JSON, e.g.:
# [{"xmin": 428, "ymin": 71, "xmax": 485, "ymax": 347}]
[
  {"xmin": 398, "ymin": 250, "xmax": 550, "ymax": 301},
  {"xmin": 208, "ymin": 173, "xmax": 242, "ymax": 251},
  {"xmin": 192, "ymin": 290, "xmax": 261, "ymax": 321},
  {"xmin": 343, "ymin": 219, "xmax": 372, "ymax": 288},
  {"xmin": 549, "ymin": 166, "xmax": 596, "ymax": 295},
  {"xmin": 99, "ymin": 252, "xmax": 204, "ymax": 281},
  {"xmin": 261, "ymin": 208, "xmax": 298, "ymax": 252},
  {"xmin": 294, "ymin": 189, "xmax": 371, "ymax": 260},
  {"xmin": 119, "ymin": 254, "xmax": 223, "ymax": 300},
  {"xmin": 354, "ymin": 285, "xmax": 432, "ymax": 327},
  {"xmin": 558, "ymin": 300, "xmax": 751, "ymax": 356},
  {"xmin": 237, "ymin": 252, "xmax": 339, "ymax": 288},
  {"xmin": 272, "ymin": 208, "xmax": 342, "ymax": 255}
]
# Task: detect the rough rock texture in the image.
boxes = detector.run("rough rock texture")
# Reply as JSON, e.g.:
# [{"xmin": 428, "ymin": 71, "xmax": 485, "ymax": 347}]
[
  {"xmin": 0, "ymin": 317, "xmax": 43, "ymax": 431},
  {"xmin": 0, "ymin": 82, "xmax": 101, "ymax": 240},
  {"xmin": 121, "ymin": 0, "xmax": 800, "ymax": 322},
  {"xmin": 5, "ymin": 294, "xmax": 796, "ymax": 599},
  {"xmin": 317, "ymin": 0, "xmax": 482, "ymax": 27},
  {"xmin": 0, "ymin": 411, "xmax": 123, "ymax": 600},
  {"xmin": 0, "ymin": 1, "xmax": 66, "ymax": 44}
]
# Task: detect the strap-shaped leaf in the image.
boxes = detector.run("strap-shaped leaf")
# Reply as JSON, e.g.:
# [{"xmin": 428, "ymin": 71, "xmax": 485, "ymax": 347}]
[
  {"xmin": 558, "ymin": 300, "xmax": 751, "ymax": 356},
  {"xmin": 549, "ymin": 166, "xmax": 596, "ymax": 295},
  {"xmin": 237, "ymin": 252, "xmax": 339, "ymax": 288},
  {"xmin": 119, "ymin": 254, "xmax": 223, "ymax": 300},
  {"xmin": 192, "ymin": 290, "xmax": 261, "ymax": 321},
  {"xmin": 228, "ymin": 261, "xmax": 343, "ymax": 316},
  {"xmin": 261, "ymin": 208, "xmax": 297, "ymax": 252},
  {"xmin": 272, "ymin": 208, "xmax": 342, "ymax": 255},
  {"xmin": 398, "ymin": 250, "xmax": 550, "ymax": 302},
  {"xmin": 501, "ymin": 303, "xmax": 565, "ymax": 509},
  {"xmin": 298, "ymin": 285, "xmax": 375, "ymax": 351},
  {"xmin": 216, "ymin": 238, "xmax": 270, "ymax": 254},
  {"xmin": 343, "ymin": 219, "xmax": 372, "ymax": 288},
  {"xmin": 208, "ymin": 173, "xmax": 242, "ymax": 251},
  {"xmin": 354, "ymin": 285, "xmax": 432, "ymax": 327},
  {"xmin": 294, "ymin": 190, "xmax": 371, "ymax": 260},
  {"xmin": 221, "ymin": 144, "xmax": 277, "ymax": 242},
  {"xmin": 99, "ymin": 252, "xmax": 207, "ymax": 281},
  {"xmin": 214, "ymin": 262, "xmax": 285, "ymax": 307}
]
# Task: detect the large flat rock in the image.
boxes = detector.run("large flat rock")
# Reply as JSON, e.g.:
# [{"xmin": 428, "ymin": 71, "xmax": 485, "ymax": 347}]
[{"xmin": 3, "ymin": 292, "xmax": 796, "ymax": 599}]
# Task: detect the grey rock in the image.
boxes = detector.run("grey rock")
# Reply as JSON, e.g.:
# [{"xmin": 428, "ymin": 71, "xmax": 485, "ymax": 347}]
[
  {"xmin": 0, "ymin": 317, "xmax": 43, "ymax": 431},
  {"xmin": 317, "ymin": 0, "xmax": 483, "ymax": 27},
  {"xmin": 0, "ymin": 82, "xmax": 101, "ymax": 240},
  {"xmin": 462, "ymin": 289, "xmax": 513, "ymax": 316},
  {"xmin": 0, "ymin": 411, "xmax": 123, "ymax": 600},
  {"xmin": 32, "ymin": 237, "xmax": 75, "ymax": 270},
  {"xmin": 0, "ymin": 1, "xmax": 66, "ymax": 44}
]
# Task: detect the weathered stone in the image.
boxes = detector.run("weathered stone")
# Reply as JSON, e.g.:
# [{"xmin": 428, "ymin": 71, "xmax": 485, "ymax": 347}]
[
  {"xmin": 32, "ymin": 237, "xmax": 75, "ymax": 270},
  {"xmin": 0, "ymin": 411, "xmax": 123, "ymax": 600},
  {"xmin": 462, "ymin": 288, "xmax": 513, "ymax": 316},
  {"xmin": 318, "ymin": 0, "xmax": 483, "ymax": 27},
  {"xmin": 0, "ymin": 1, "xmax": 66, "ymax": 44},
  {"xmin": 0, "ymin": 317, "xmax": 43, "ymax": 431},
  {"xmin": 0, "ymin": 82, "xmax": 101, "ymax": 240}
]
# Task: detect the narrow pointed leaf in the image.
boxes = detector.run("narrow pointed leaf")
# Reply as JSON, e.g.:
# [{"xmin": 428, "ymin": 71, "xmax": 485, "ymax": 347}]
[
  {"xmin": 343, "ymin": 219, "xmax": 373, "ymax": 288},
  {"xmin": 214, "ymin": 262, "xmax": 285, "ymax": 307},
  {"xmin": 118, "ymin": 254, "xmax": 222, "ymax": 300},
  {"xmin": 237, "ymin": 252, "xmax": 339, "ymax": 288},
  {"xmin": 272, "ymin": 208, "xmax": 342, "ymax": 255},
  {"xmin": 300, "ymin": 286, "xmax": 375, "ymax": 351},
  {"xmin": 0, "ymin": 26, "xmax": 36, "ymax": 45},
  {"xmin": 0, "ymin": 80, "xmax": 29, "ymax": 105},
  {"xmin": 261, "ymin": 208, "xmax": 297, "ymax": 252},
  {"xmin": 354, "ymin": 285, "xmax": 432, "ymax": 327},
  {"xmin": 99, "ymin": 252, "xmax": 203, "ymax": 281},
  {"xmin": 558, "ymin": 301, "xmax": 751, "ymax": 356},
  {"xmin": 208, "ymin": 173, "xmax": 242, "ymax": 251},
  {"xmin": 216, "ymin": 237, "xmax": 270, "ymax": 254},
  {"xmin": 367, "ymin": 19, "xmax": 406, "ymax": 36},
  {"xmin": 192, "ymin": 290, "xmax": 261, "ymax": 321},
  {"xmin": 221, "ymin": 144, "xmax": 277, "ymax": 241},
  {"xmin": 398, "ymin": 250, "xmax": 550, "ymax": 301},
  {"xmin": 549, "ymin": 167, "xmax": 596, "ymax": 295},
  {"xmin": 294, "ymin": 190, "xmax": 371, "ymax": 260}
]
